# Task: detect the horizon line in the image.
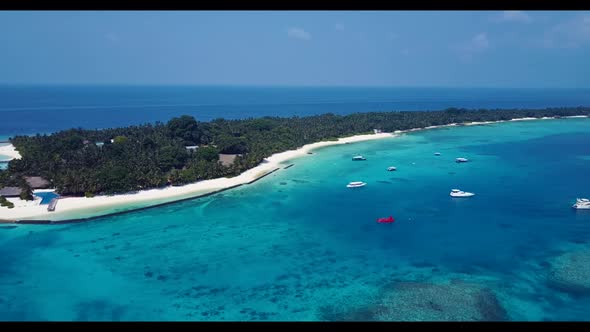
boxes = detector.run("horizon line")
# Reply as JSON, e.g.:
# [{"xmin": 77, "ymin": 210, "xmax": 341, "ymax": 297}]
[{"xmin": 0, "ymin": 83, "xmax": 589, "ymax": 90}]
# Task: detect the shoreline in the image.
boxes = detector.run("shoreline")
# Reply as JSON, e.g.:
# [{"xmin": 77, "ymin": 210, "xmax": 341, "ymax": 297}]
[
  {"xmin": 0, "ymin": 114, "xmax": 588, "ymax": 224},
  {"xmin": 0, "ymin": 143, "xmax": 22, "ymax": 161},
  {"xmin": 0, "ymin": 132, "xmax": 396, "ymax": 222}
]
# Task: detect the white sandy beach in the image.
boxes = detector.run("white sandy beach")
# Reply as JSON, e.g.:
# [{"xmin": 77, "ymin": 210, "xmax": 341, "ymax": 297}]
[
  {"xmin": 1, "ymin": 114, "xmax": 588, "ymax": 222},
  {"xmin": 0, "ymin": 132, "xmax": 395, "ymax": 221},
  {"xmin": 0, "ymin": 144, "xmax": 22, "ymax": 161},
  {"xmin": 509, "ymin": 117, "xmax": 538, "ymax": 122}
]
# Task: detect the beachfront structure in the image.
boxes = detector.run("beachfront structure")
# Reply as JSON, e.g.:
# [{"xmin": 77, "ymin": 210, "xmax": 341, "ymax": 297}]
[
  {"xmin": 24, "ymin": 176, "xmax": 50, "ymax": 189},
  {"xmin": 47, "ymin": 198, "xmax": 58, "ymax": 212},
  {"xmin": 0, "ymin": 186, "xmax": 22, "ymax": 197},
  {"xmin": 95, "ymin": 142, "xmax": 105, "ymax": 147},
  {"xmin": 219, "ymin": 154, "xmax": 242, "ymax": 167},
  {"xmin": 185, "ymin": 146, "xmax": 199, "ymax": 151},
  {"xmin": 373, "ymin": 129, "xmax": 382, "ymax": 134}
]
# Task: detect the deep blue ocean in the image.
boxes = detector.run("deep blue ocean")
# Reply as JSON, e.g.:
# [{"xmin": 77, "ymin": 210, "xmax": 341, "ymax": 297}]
[
  {"xmin": 1, "ymin": 86, "xmax": 590, "ymax": 321},
  {"xmin": 1, "ymin": 85, "xmax": 590, "ymax": 137}
]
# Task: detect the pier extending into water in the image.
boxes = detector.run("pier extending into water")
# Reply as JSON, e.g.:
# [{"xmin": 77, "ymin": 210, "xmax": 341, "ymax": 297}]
[{"xmin": 47, "ymin": 198, "xmax": 59, "ymax": 212}]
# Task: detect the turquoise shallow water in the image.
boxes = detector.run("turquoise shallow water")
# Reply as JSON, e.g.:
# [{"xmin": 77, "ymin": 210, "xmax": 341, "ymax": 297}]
[{"xmin": 1, "ymin": 118, "xmax": 590, "ymax": 321}]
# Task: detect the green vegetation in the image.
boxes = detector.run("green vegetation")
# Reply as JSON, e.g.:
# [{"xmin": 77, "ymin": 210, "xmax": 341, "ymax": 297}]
[
  {"xmin": 0, "ymin": 170, "xmax": 33, "ymax": 201},
  {"xmin": 113, "ymin": 135, "xmax": 129, "ymax": 145},
  {"xmin": 1, "ymin": 107, "xmax": 588, "ymax": 197},
  {"xmin": 0, "ymin": 196, "xmax": 15, "ymax": 209}
]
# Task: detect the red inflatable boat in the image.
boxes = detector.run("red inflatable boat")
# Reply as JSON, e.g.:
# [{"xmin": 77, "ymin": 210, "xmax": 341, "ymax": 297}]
[{"xmin": 377, "ymin": 216, "xmax": 395, "ymax": 223}]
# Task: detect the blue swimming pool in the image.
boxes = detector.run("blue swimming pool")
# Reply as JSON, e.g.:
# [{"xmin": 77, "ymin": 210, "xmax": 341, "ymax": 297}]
[{"xmin": 34, "ymin": 192, "xmax": 59, "ymax": 205}]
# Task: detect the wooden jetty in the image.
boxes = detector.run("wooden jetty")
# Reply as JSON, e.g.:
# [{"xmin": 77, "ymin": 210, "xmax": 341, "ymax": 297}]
[{"xmin": 47, "ymin": 198, "xmax": 59, "ymax": 212}]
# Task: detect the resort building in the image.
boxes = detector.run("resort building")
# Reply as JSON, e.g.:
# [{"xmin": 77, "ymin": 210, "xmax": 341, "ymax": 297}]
[
  {"xmin": 0, "ymin": 186, "xmax": 22, "ymax": 197},
  {"xmin": 218, "ymin": 154, "xmax": 242, "ymax": 167},
  {"xmin": 24, "ymin": 176, "xmax": 50, "ymax": 189},
  {"xmin": 185, "ymin": 145, "xmax": 199, "ymax": 151}
]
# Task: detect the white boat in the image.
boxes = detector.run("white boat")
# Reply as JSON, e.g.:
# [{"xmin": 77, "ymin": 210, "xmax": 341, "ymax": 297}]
[
  {"xmin": 347, "ymin": 181, "xmax": 367, "ymax": 188},
  {"xmin": 573, "ymin": 198, "xmax": 590, "ymax": 210},
  {"xmin": 450, "ymin": 189, "xmax": 475, "ymax": 197},
  {"xmin": 456, "ymin": 157, "xmax": 469, "ymax": 163},
  {"xmin": 352, "ymin": 155, "xmax": 366, "ymax": 161},
  {"xmin": 387, "ymin": 166, "xmax": 397, "ymax": 171},
  {"xmin": 434, "ymin": 152, "xmax": 441, "ymax": 156}
]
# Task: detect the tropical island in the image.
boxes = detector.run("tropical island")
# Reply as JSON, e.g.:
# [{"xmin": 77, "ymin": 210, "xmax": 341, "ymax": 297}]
[{"xmin": 0, "ymin": 107, "xmax": 589, "ymax": 222}]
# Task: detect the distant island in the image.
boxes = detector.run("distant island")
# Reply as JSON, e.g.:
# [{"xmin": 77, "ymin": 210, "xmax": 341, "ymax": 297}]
[{"xmin": 2, "ymin": 107, "xmax": 589, "ymax": 199}]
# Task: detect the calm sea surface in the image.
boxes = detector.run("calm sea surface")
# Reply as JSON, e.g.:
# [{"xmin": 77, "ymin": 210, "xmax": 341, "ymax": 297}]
[{"xmin": 0, "ymin": 85, "xmax": 589, "ymax": 136}]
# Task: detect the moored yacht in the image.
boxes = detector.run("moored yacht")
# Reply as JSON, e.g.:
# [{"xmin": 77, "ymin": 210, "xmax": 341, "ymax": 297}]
[
  {"xmin": 434, "ymin": 152, "xmax": 441, "ymax": 156},
  {"xmin": 387, "ymin": 166, "xmax": 397, "ymax": 171},
  {"xmin": 450, "ymin": 189, "xmax": 475, "ymax": 197},
  {"xmin": 456, "ymin": 157, "xmax": 469, "ymax": 163},
  {"xmin": 347, "ymin": 181, "xmax": 367, "ymax": 188},
  {"xmin": 352, "ymin": 155, "xmax": 366, "ymax": 161},
  {"xmin": 573, "ymin": 198, "xmax": 590, "ymax": 210}
]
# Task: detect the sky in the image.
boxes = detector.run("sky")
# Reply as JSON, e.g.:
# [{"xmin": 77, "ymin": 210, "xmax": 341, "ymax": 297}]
[{"xmin": 0, "ymin": 10, "xmax": 589, "ymax": 88}]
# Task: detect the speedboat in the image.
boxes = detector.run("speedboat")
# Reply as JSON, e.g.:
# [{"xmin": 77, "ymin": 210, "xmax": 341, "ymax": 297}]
[
  {"xmin": 450, "ymin": 189, "xmax": 475, "ymax": 197},
  {"xmin": 377, "ymin": 216, "xmax": 395, "ymax": 223},
  {"xmin": 456, "ymin": 157, "xmax": 469, "ymax": 163},
  {"xmin": 387, "ymin": 166, "xmax": 397, "ymax": 171},
  {"xmin": 573, "ymin": 198, "xmax": 590, "ymax": 210},
  {"xmin": 434, "ymin": 152, "xmax": 441, "ymax": 156},
  {"xmin": 352, "ymin": 155, "xmax": 366, "ymax": 161},
  {"xmin": 347, "ymin": 181, "xmax": 367, "ymax": 188}
]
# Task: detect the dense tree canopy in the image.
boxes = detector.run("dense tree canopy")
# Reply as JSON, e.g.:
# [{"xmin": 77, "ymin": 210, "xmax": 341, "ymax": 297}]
[
  {"xmin": 167, "ymin": 115, "xmax": 201, "ymax": 146},
  {"xmin": 1, "ymin": 107, "xmax": 588, "ymax": 197}
]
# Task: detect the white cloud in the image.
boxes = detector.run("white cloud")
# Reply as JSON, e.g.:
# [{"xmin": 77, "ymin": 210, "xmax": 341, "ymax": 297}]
[
  {"xmin": 287, "ymin": 27, "xmax": 311, "ymax": 41},
  {"xmin": 457, "ymin": 32, "xmax": 490, "ymax": 60},
  {"xmin": 497, "ymin": 11, "xmax": 532, "ymax": 23},
  {"xmin": 334, "ymin": 23, "xmax": 345, "ymax": 32},
  {"xmin": 542, "ymin": 15, "xmax": 590, "ymax": 48},
  {"xmin": 467, "ymin": 32, "xmax": 490, "ymax": 52}
]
